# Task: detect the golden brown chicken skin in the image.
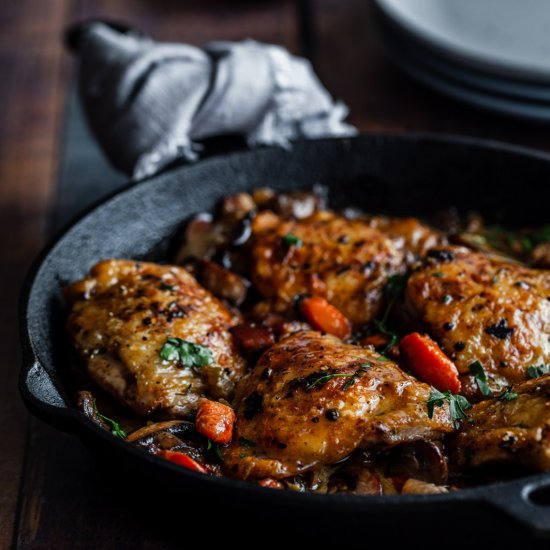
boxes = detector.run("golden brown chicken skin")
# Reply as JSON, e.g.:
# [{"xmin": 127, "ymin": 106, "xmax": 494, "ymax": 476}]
[
  {"xmin": 66, "ymin": 260, "xmax": 246, "ymax": 418},
  {"xmin": 249, "ymin": 210, "xmax": 405, "ymax": 326},
  {"xmin": 405, "ymin": 246, "xmax": 550, "ymax": 398},
  {"xmin": 366, "ymin": 216, "xmax": 445, "ymax": 265},
  {"xmin": 223, "ymin": 331, "xmax": 453, "ymax": 479},
  {"xmin": 451, "ymin": 373, "xmax": 550, "ymax": 472}
]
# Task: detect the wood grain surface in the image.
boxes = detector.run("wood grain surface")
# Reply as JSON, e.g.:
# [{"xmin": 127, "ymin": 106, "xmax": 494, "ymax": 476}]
[{"xmin": 2, "ymin": 1, "xmax": 550, "ymax": 548}]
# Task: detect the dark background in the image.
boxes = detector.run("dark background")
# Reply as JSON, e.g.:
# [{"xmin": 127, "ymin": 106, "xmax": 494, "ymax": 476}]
[{"xmin": 2, "ymin": 1, "xmax": 550, "ymax": 547}]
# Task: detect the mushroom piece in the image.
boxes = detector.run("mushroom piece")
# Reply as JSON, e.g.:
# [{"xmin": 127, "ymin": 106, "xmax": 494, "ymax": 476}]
[
  {"xmin": 127, "ymin": 420, "xmax": 205, "ymax": 456},
  {"xmin": 351, "ymin": 467, "xmax": 383, "ymax": 495},
  {"xmin": 127, "ymin": 421, "xmax": 223, "ymax": 475},
  {"xmin": 174, "ymin": 213, "xmax": 224, "ymax": 263},
  {"xmin": 76, "ymin": 390, "xmax": 109, "ymax": 430},
  {"xmin": 401, "ymin": 478, "xmax": 450, "ymax": 495},
  {"xmin": 220, "ymin": 192, "xmax": 256, "ymax": 221},
  {"xmin": 383, "ymin": 440, "xmax": 449, "ymax": 486},
  {"xmin": 198, "ymin": 259, "xmax": 250, "ymax": 306},
  {"xmin": 265, "ymin": 186, "xmax": 328, "ymax": 220},
  {"xmin": 531, "ymin": 242, "xmax": 550, "ymax": 268}
]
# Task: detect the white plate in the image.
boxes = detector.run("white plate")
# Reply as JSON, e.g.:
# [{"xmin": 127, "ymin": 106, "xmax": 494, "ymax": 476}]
[
  {"xmin": 377, "ymin": 19, "xmax": 550, "ymax": 123},
  {"xmin": 376, "ymin": 0, "xmax": 550, "ymax": 83}
]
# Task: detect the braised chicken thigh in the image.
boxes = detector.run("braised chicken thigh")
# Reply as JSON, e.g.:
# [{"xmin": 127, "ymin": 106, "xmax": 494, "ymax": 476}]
[
  {"xmin": 366, "ymin": 216, "xmax": 445, "ymax": 265},
  {"xmin": 452, "ymin": 373, "xmax": 550, "ymax": 471},
  {"xmin": 249, "ymin": 210, "xmax": 405, "ymax": 325},
  {"xmin": 66, "ymin": 260, "xmax": 246, "ymax": 417},
  {"xmin": 224, "ymin": 331, "xmax": 454, "ymax": 479},
  {"xmin": 405, "ymin": 246, "xmax": 550, "ymax": 398}
]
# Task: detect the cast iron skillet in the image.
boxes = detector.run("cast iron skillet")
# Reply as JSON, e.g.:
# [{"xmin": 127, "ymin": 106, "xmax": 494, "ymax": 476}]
[{"xmin": 19, "ymin": 134, "xmax": 550, "ymax": 544}]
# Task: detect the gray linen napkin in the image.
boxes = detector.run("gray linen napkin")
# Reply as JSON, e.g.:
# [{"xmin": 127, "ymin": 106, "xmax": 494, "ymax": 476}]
[{"xmin": 72, "ymin": 22, "xmax": 356, "ymax": 180}]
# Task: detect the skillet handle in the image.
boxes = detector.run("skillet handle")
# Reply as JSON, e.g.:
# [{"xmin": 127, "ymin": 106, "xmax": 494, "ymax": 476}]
[
  {"xmin": 485, "ymin": 478, "xmax": 550, "ymax": 536},
  {"xmin": 19, "ymin": 360, "xmax": 78, "ymax": 434}
]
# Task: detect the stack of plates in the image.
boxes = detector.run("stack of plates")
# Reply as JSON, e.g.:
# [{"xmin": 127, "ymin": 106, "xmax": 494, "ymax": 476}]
[{"xmin": 373, "ymin": 0, "xmax": 550, "ymax": 122}]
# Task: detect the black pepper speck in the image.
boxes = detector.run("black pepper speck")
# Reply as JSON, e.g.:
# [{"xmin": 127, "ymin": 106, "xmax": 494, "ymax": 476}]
[{"xmin": 485, "ymin": 319, "xmax": 514, "ymax": 340}]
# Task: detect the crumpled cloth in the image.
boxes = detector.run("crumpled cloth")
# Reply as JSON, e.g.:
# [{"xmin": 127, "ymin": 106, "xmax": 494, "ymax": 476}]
[{"xmin": 70, "ymin": 21, "xmax": 356, "ymax": 180}]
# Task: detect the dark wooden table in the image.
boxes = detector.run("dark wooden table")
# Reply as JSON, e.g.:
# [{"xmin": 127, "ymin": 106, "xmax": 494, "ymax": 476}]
[{"xmin": 2, "ymin": 1, "xmax": 550, "ymax": 547}]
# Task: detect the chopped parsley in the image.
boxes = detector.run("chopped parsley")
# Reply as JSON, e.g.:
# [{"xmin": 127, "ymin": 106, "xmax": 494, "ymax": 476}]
[
  {"xmin": 305, "ymin": 371, "xmax": 355, "ymax": 390},
  {"xmin": 498, "ymin": 387, "xmax": 519, "ymax": 401},
  {"xmin": 207, "ymin": 439, "xmax": 224, "ymax": 460},
  {"xmin": 432, "ymin": 272, "xmax": 444, "ymax": 278},
  {"xmin": 427, "ymin": 388, "xmax": 472, "ymax": 429},
  {"xmin": 160, "ymin": 338, "xmax": 213, "ymax": 370},
  {"xmin": 527, "ymin": 364, "xmax": 550, "ymax": 379},
  {"xmin": 342, "ymin": 363, "xmax": 372, "ymax": 390},
  {"xmin": 92, "ymin": 399, "xmax": 126, "ymax": 439},
  {"xmin": 282, "ymin": 233, "xmax": 303, "ymax": 247},
  {"xmin": 371, "ymin": 274, "xmax": 407, "ymax": 356},
  {"xmin": 485, "ymin": 319, "xmax": 514, "ymax": 340},
  {"xmin": 468, "ymin": 361, "xmax": 493, "ymax": 397},
  {"xmin": 384, "ymin": 273, "xmax": 407, "ymax": 299},
  {"xmin": 290, "ymin": 364, "xmax": 372, "ymax": 393}
]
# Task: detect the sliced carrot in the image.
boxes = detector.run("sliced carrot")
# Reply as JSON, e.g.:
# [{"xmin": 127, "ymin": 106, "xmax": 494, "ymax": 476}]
[
  {"xmin": 156, "ymin": 450, "xmax": 209, "ymax": 474},
  {"xmin": 399, "ymin": 332, "xmax": 461, "ymax": 393},
  {"xmin": 299, "ymin": 296, "xmax": 352, "ymax": 339},
  {"xmin": 195, "ymin": 398, "xmax": 236, "ymax": 445}
]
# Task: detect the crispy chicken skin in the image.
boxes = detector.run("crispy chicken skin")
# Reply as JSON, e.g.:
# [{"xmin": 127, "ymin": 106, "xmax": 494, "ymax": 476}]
[
  {"xmin": 405, "ymin": 246, "xmax": 550, "ymax": 398},
  {"xmin": 451, "ymin": 374, "xmax": 550, "ymax": 471},
  {"xmin": 65, "ymin": 260, "xmax": 246, "ymax": 417},
  {"xmin": 224, "ymin": 331, "xmax": 454, "ymax": 479},
  {"xmin": 366, "ymin": 216, "xmax": 445, "ymax": 264},
  {"xmin": 249, "ymin": 211, "xmax": 405, "ymax": 326}
]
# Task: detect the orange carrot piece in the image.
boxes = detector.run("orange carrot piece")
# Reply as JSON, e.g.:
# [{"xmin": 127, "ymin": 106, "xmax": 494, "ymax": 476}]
[
  {"xmin": 300, "ymin": 296, "xmax": 352, "ymax": 339},
  {"xmin": 399, "ymin": 332, "xmax": 461, "ymax": 393},
  {"xmin": 156, "ymin": 450, "xmax": 209, "ymax": 474},
  {"xmin": 195, "ymin": 398, "xmax": 236, "ymax": 445}
]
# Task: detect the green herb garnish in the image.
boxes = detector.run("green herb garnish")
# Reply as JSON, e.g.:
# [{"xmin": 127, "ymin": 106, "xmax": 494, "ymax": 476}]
[
  {"xmin": 305, "ymin": 372, "xmax": 355, "ymax": 390},
  {"xmin": 520, "ymin": 237, "xmax": 533, "ymax": 252},
  {"xmin": 160, "ymin": 283, "xmax": 175, "ymax": 292},
  {"xmin": 441, "ymin": 294, "xmax": 452, "ymax": 305},
  {"xmin": 92, "ymin": 399, "xmax": 126, "ymax": 439},
  {"xmin": 432, "ymin": 272, "xmax": 444, "ymax": 278},
  {"xmin": 160, "ymin": 338, "xmax": 213, "ymax": 370},
  {"xmin": 527, "ymin": 364, "xmax": 550, "ymax": 379},
  {"xmin": 468, "ymin": 361, "xmax": 493, "ymax": 397},
  {"xmin": 427, "ymin": 388, "xmax": 472, "ymax": 429},
  {"xmin": 282, "ymin": 233, "xmax": 303, "ymax": 247},
  {"xmin": 342, "ymin": 363, "xmax": 372, "ymax": 390},
  {"xmin": 384, "ymin": 273, "xmax": 407, "ymax": 299},
  {"xmin": 371, "ymin": 274, "xmax": 407, "ymax": 356},
  {"xmin": 498, "ymin": 387, "xmax": 518, "ymax": 401},
  {"xmin": 207, "ymin": 439, "xmax": 224, "ymax": 460}
]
